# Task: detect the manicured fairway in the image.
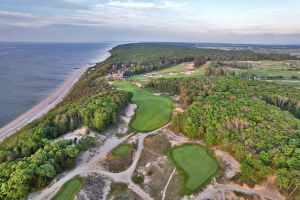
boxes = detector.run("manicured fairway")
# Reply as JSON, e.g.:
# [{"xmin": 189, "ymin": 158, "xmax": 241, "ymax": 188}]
[
  {"xmin": 114, "ymin": 80, "xmax": 172, "ymax": 132},
  {"xmin": 112, "ymin": 143, "xmax": 132, "ymax": 157},
  {"xmin": 158, "ymin": 64, "xmax": 185, "ymax": 73},
  {"xmin": 170, "ymin": 144, "xmax": 219, "ymax": 194},
  {"xmin": 52, "ymin": 177, "xmax": 84, "ymax": 200}
]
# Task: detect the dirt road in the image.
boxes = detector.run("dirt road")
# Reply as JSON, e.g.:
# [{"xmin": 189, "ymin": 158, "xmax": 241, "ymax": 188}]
[
  {"xmin": 28, "ymin": 124, "xmax": 169, "ymax": 200},
  {"xmin": 192, "ymin": 183, "xmax": 284, "ymax": 200}
]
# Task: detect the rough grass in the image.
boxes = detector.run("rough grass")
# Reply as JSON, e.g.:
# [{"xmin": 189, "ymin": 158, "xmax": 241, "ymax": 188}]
[
  {"xmin": 170, "ymin": 144, "xmax": 219, "ymax": 194},
  {"xmin": 114, "ymin": 80, "xmax": 172, "ymax": 132},
  {"xmin": 52, "ymin": 176, "xmax": 84, "ymax": 200},
  {"xmin": 112, "ymin": 143, "xmax": 132, "ymax": 157}
]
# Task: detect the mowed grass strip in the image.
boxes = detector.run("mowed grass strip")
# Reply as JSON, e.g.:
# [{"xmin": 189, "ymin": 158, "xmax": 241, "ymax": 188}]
[
  {"xmin": 114, "ymin": 80, "xmax": 172, "ymax": 132},
  {"xmin": 158, "ymin": 64, "xmax": 186, "ymax": 73},
  {"xmin": 52, "ymin": 176, "xmax": 84, "ymax": 200},
  {"xmin": 112, "ymin": 143, "xmax": 132, "ymax": 157},
  {"xmin": 170, "ymin": 144, "xmax": 219, "ymax": 194}
]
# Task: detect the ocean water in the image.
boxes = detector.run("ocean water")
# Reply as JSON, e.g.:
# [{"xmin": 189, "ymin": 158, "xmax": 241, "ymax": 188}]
[{"xmin": 0, "ymin": 42, "xmax": 115, "ymax": 128}]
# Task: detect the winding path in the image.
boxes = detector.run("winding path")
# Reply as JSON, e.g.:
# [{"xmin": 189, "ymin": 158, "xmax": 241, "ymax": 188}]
[
  {"xmin": 192, "ymin": 183, "xmax": 284, "ymax": 200},
  {"xmin": 29, "ymin": 121, "xmax": 284, "ymax": 200},
  {"xmin": 29, "ymin": 124, "xmax": 169, "ymax": 200}
]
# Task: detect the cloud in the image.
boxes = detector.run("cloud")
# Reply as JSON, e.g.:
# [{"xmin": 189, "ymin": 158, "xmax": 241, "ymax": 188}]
[
  {"xmin": 0, "ymin": 0, "xmax": 299, "ymax": 43},
  {"xmin": 106, "ymin": 0, "xmax": 184, "ymax": 10},
  {"xmin": 61, "ymin": 0, "xmax": 87, "ymax": 3},
  {"xmin": 0, "ymin": 10, "xmax": 33, "ymax": 18}
]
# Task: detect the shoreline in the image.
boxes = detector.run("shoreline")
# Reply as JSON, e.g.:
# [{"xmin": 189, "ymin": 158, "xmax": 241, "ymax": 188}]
[{"xmin": 0, "ymin": 50, "xmax": 112, "ymax": 141}]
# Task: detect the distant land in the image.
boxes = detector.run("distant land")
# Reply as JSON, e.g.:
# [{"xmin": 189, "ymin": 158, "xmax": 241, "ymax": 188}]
[{"xmin": 0, "ymin": 42, "xmax": 299, "ymax": 200}]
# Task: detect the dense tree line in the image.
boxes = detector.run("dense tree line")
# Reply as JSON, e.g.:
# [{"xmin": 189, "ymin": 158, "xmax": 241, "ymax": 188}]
[
  {"xmin": 78, "ymin": 43, "xmax": 298, "ymax": 79},
  {"xmin": 0, "ymin": 84, "xmax": 130, "ymax": 198},
  {"xmin": 148, "ymin": 76, "xmax": 300, "ymax": 197},
  {"xmin": 0, "ymin": 89, "xmax": 131, "ymax": 161},
  {"xmin": 105, "ymin": 43, "xmax": 298, "ymax": 76},
  {"xmin": 0, "ymin": 138, "xmax": 94, "ymax": 199},
  {"xmin": 193, "ymin": 57, "xmax": 207, "ymax": 68}
]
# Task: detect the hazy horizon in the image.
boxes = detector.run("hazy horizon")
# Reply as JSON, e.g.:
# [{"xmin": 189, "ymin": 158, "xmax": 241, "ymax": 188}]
[
  {"xmin": 1, "ymin": 0, "xmax": 300, "ymax": 44},
  {"xmin": 1, "ymin": 40, "xmax": 300, "ymax": 46}
]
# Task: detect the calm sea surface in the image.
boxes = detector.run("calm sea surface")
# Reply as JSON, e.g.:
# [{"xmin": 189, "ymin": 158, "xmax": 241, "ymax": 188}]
[{"xmin": 0, "ymin": 42, "xmax": 115, "ymax": 128}]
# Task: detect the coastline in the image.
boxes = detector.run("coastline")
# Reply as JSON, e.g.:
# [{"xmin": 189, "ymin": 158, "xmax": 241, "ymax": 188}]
[{"xmin": 0, "ymin": 50, "xmax": 112, "ymax": 141}]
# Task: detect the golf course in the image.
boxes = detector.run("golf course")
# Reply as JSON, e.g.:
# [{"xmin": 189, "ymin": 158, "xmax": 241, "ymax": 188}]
[
  {"xmin": 112, "ymin": 143, "xmax": 133, "ymax": 157},
  {"xmin": 114, "ymin": 80, "xmax": 173, "ymax": 132},
  {"xmin": 52, "ymin": 176, "xmax": 84, "ymax": 200},
  {"xmin": 170, "ymin": 144, "xmax": 219, "ymax": 194}
]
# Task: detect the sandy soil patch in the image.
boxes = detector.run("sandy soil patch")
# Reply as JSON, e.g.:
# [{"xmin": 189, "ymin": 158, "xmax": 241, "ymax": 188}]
[
  {"xmin": 103, "ymin": 142, "xmax": 135, "ymax": 173},
  {"xmin": 132, "ymin": 132, "xmax": 182, "ymax": 200},
  {"xmin": 75, "ymin": 174, "xmax": 110, "ymax": 200},
  {"xmin": 162, "ymin": 128, "xmax": 204, "ymax": 147},
  {"xmin": 108, "ymin": 182, "xmax": 142, "ymax": 200},
  {"xmin": 118, "ymin": 104, "xmax": 137, "ymax": 135},
  {"xmin": 189, "ymin": 182, "xmax": 284, "ymax": 200},
  {"xmin": 213, "ymin": 148, "xmax": 241, "ymax": 179},
  {"xmin": 173, "ymin": 107, "xmax": 185, "ymax": 115},
  {"xmin": 104, "ymin": 150, "xmax": 134, "ymax": 173},
  {"xmin": 52, "ymin": 126, "xmax": 94, "ymax": 142},
  {"xmin": 133, "ymin": 81, "xmax": 144, "ymax": 88}
]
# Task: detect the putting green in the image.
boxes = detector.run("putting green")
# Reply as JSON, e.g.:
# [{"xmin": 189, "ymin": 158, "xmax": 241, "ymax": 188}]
[
  {"xmin": 112, "ymin": 143, "xmax": 132, "ymax": 157},
  {"xmin": 114, "ymin": 80, "xmax": 172, "ymax": 132},
  {"xmin": 52, "ymin": 176, "xmax": 84, "ymax": 200},
  {"xmin": 170, "ymin": 144, "xmax": 219, "ymax": 194}
]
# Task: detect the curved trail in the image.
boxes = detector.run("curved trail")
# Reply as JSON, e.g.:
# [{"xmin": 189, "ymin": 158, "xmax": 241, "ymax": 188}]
[
  {"xmin": 0, "ymin": 66, "xmax": 89, "ymax": 141},
  {"xmin": 29, "ymin": 124, "xmax": 169, "ymax": 200},
  {"xmin": 29, "ymin": 121, "xmax": 284, "ymax": 200},
  {"xmin": 192, "ymin": 183, "xmax": 284, "ymax": 200}
]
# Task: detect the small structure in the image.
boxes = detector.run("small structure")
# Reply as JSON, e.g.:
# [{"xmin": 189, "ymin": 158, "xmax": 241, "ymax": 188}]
[
  {"xmin": 133, "ymin": 82, "xmax": 143, "ymax": 88},
  {"xmin": 106, "ymin": 71, "xmax": 124, "ymax": 80},
  {"xmin": 186, "ymin": 63, "xmax": 195, "ymax": 70}
]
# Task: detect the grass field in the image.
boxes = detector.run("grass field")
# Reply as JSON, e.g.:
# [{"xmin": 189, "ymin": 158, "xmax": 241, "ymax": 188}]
[
  {"xmin": 129, "ymin": 67, "xmax": 203, "ymax": 84},
  {"xmin": 158, "ymin": 64, "xmax": 186, "ymax": 73},
  {"xmin": 230, "ymin": 60, "xmax": 300, "ymax": 89},
  {"xmin": 112, "ymin": 143, "xmax": 132, "ymax": 157},
  {"xmin": 170, "ymin": 144, "xmax": 219, "ymax": 194},
  {"xmin": 52, "ymin": 176, "xmax": 84, "ymax": 200},
  {"xmin": 163, "ymin": 70, "xmax": 203, "ymax": 79},
  {"xmin": 232, "ymin": 60, "xmax": 300, "ymax": 78},
  {"xmin": 114, "ymin": 80, "xmax": 172, "ymax": 132},
  {"xmin": 269, "ymin": 79, "xmax": 300, "ymax": 89}
]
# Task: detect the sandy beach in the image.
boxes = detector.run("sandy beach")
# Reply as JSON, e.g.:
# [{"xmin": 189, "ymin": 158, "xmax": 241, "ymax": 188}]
[
  {"xmin": 0, "ymin": 52, "xmax": 110, "ymax": 141},
  {"xmin": 0, "ymin": 65, "xmax": 88, "ymax": 141}
]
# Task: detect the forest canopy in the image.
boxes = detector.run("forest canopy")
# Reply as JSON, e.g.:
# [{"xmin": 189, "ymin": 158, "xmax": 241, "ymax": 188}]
[
  {"xmin": 92, "ymin": 43, "xmax": 299, "ymax": 77},
  {"xmin": 148, "ymin": 76, "xmax": 300, "ymax": 191}
]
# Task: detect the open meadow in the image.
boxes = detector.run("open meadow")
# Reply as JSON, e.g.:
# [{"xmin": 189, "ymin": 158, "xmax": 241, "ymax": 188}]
[
  {"xmin": 229, "ymin": 60, "xmax": 300, "ymax": 88},
  {"xmin": 129, "ymin": 63, "xmax": 204, "ymax": 84}
]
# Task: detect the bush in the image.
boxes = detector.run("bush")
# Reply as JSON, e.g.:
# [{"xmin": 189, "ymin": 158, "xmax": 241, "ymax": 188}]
[{"xmin": 132, "ymin": 173, "xmax": 144, "ymax": 184}]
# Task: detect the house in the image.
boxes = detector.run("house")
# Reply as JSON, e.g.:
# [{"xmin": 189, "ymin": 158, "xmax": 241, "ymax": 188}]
[{"xmin": 106, "ymin": 71, "xmax": 124, "ymax": 80}]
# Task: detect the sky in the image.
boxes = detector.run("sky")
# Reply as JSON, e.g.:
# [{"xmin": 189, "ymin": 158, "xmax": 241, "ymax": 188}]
[{"xmin": 0, "ymin": 0, "xmax": 300, "ymax": 44}]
